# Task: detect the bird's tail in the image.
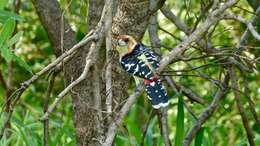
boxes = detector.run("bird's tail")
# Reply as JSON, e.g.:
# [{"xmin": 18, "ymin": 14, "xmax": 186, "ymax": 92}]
[{"xmin": 144, "ymin": 79, "xmax": 169, "ymax": 109}]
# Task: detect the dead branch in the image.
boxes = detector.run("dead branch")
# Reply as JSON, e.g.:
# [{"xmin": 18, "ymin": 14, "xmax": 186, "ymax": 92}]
[{"xmin": 0, "ymin": 86, "xmax": 25, "ymax": 139}]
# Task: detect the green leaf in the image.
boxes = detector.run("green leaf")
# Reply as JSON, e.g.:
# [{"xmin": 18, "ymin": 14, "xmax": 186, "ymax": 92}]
[
  {"xmin": 0, "ymin": 10, "xmax": 24, "ymax": 23},
  {"xmin": 127, "ymin": 119, "xmax": 142, "ymax": 144},
  {"xmin": 145, "ymin": 125, "xmax": 153, "ymax": 146},
  {"xmin": 0, "ymin": 0, "xmax": 8, "ymax": 10},
  {"xmin": 13, "ymin": 54, "xmax": 32, "ymax": 74},
  {"xmin": 0, "ymin": 18, "xmax": 16, "ymax": 48},
  {"xmin": 1, "ymin": 46, "xmax": 12, "ymax": 62},
  {"xmin": 15, "ymin": 125, "xmax": 30, "ymax": 146},
  {"xmin": 6, "ymin": 31, "xmax": 23, "ymax": 47},
  {"xmin": 195, "ymin": 127, "xmax": 204, "ymax": 146},
  {"xmin": 115, "ymin": 135, "xmax": 131, "ymax": 146},
  {"xmin": 204, "ymin": 127, "xmax": 213, "ymax": 146},
  {"xmin": 175, "ymin": 96, "xmax": 184, "ymax": 146}
]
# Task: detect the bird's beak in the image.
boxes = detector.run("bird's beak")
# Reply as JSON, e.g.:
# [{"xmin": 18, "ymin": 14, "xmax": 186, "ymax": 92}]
[{"xmin": 117, "ymin": 39, "xmax": 127, "ymax": 46}]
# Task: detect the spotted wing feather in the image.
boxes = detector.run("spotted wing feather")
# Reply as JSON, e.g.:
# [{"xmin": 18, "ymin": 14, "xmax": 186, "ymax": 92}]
[{"xmin": 120, "ymin": 44, "xmax": 169, "ymax": 108}]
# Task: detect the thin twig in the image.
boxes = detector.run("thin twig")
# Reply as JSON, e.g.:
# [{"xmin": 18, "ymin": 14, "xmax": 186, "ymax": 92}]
[
  {"xmin": 224, "ymin": 12, "xmax": 260, "ymax": 41},
  {"xmin": 159, "ymin": 0, "xmax": 239, "ymax": 72},
  {"xmin": 0, "ymin": 32, "xmax": 96, "ymax": 137},
  {"xmin": 41, "ymin": 0, "xmax": 113, "ymax": 120},
  {"xmin": 165, "ymin": 76, "xmax": 205, "ymax": 104},
  {"xmin": 183, "ymin": 74, "xmax": 229, "ymax": 146},
  {"xmin": 3, "ymin": 31, "xmax": 95, "ymax": 107},
  {"xmin": 43, "ymin": 71, "xmax": 58, "ymax": 146},
  {"xmin": 102, "ymin": 85, "xmax": 144, "ymax": 146},
  {"xmin": 242, "ymin": 73, "xmax": 260, "ymax": 128},
  {"xmin": 40, "ymin": 42, "xmax": 97, "ymax": 120},
  {"xmin": 0, "ymin": 85, "xmax": 26, "ymax": 139},
  {"xmin": 148, "ymin": 4, "xmax": 161, "ymax": 54},
  {"xmin": 140, "ymin": 109, "xmax": 155, "ymax": 146},
  {"xmin": 161, "ymin": 0, "xmax": 251, "ymax": 72},
  {"xmin": 157, "ymin": 107, "xmax": 172, "ymax": 146},
  {"xmin": 184, "ymin": 102, "xmax": 198, "ymax": 120},
  {"xmin": 237, "ymin": 6, "xmax": 260, "ymax": 50},
  {"xmin": 160, "ymin": 5, "xmax": 191, "ymax": 33},
  {"xmin": 148, "ymin": 6, "xmax": 172, "ymax": 145},
  {"xmin": 103, "ymin": 1, "xmax": 238, "ymax": 145},
  {"xmin": 0, "ymin": 70, "xmax": 7, "ymax": 90}
]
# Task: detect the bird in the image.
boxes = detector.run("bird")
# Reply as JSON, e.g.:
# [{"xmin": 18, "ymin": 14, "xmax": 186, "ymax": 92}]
[{"xmin": 115, "ymin": 34, "xmax": 169, "ymax": 109}]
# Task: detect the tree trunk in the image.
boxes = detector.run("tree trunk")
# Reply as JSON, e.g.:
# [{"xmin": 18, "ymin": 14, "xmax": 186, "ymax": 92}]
[{"xmin": 32, "ymin": 0, "xmax": 152, "ymax": 145}]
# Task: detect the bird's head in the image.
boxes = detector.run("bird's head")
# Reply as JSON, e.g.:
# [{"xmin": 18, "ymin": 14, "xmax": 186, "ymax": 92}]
[{"xmin": 116, "ymin": 35, "xmax": 137, "ymax": 57}]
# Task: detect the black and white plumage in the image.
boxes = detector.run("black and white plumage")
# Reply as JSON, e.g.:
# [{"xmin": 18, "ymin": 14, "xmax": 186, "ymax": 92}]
[{"xmin": 116, "ymin": 35, "xmax": 169, "ymax": 109}]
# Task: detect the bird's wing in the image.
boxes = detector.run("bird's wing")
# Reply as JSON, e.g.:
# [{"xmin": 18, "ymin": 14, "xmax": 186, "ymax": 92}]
[
  {"xmin": 120, "ymin": 56, "xmax": 154, "ymax": 80},
  {"xmin": 138, "ymin": 45, "xmax": 160, "ymax": 72}
]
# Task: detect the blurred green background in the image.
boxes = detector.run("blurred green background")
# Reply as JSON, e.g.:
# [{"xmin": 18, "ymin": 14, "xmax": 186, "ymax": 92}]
[{"xmin": 0, "ymin": 0, "xmax": 259, "ymax": 145}]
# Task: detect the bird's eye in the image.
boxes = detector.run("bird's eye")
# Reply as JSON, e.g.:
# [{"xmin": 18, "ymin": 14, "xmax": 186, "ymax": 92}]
[{"xmin": 118, "ymin": 39, "xmax": 127, "ymax": 46}]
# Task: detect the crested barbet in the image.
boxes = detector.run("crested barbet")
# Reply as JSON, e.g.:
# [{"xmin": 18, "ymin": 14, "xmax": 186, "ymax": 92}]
[{"xmin": 116, "ymin": 35, "xmax": 169, "ymax": 109}]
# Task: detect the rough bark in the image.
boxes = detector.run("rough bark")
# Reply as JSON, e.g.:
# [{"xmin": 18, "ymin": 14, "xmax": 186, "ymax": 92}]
[
  {"xmin": 31, "ymin": 0, "xmax": 75, "ymax": 56},
  {"xmin": 65, "ymin": 0, "xmax": 105, "ymax": 145},
  {"xmin": 111, "ymin": 0, "xmax": 151, "ymax": 109},
  {"xmin": 32, "ymin": 0, "xmax": 105, "ymax": 145},
  {"xmin": 112, "ymin": 0, "xmax": 150, "ymax": 40},
  {"xmin": 32, "ymin": 0, "xmax": 153, "ymax": 145}
]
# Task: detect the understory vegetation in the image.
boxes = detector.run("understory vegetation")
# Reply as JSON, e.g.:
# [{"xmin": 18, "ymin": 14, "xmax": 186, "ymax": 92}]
[{"xmin": 0, "ymin": 0, "xmax": 259, "ymax": 145}]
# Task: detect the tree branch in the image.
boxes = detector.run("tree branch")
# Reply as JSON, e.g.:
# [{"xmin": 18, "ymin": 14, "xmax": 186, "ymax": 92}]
[
  {"xmin": 183, "ymin": 74, "xmax": 229, "ymax": 146},
  {"xmin": 165, "ymin": 76, "xmax": 205, "ymax": 104},
  {"xmin": 160, "ymin": 0, "xmax": 251, "ymax": 72},
  {"xmin": 31, "ymin": 0, "xmax": 75, "ymax": 55},
  {"xmin": 40, "ymin": 48, "xmax": 94, "ymax": 120},
  {"xmin": 229, "ymin": 66, "xmax": 255, "ymax": 146},
  {"xmin": 102, "ymin": 84, "xmax": 144, "ymax": 146},
  {"xmin": 105, "ymin": 0, "xmax": 114, "ymax": 118},
  {"xmin": 41, "ymin": 0, "xmax": 113, "ymax": 120},
  {"xmin": 158, "ymin": 0, "xmax": 239, "ymax": 72},
  {"xmin": 157, "ymin": 108, "xmax": 172, "ymax": 146},
  {"xmin": 237, "ymin": 5, "xmax": 260, "ymax": 49},
  {"xmin": 224, "ymin": 12, "xmax": 260, "ymax": 41},
  {"xmin": 148, "ymin": 6, "xmax": 171, "ymax": 145},
  {"xmin": 43, "ymin": 70, "xmax": 58, "ymax": 146},
  {"xmin": 243, "ymin": 73, "xmax": 260, "ymax": 128},
  {"xmin": 103, "ymin": 1, "xmax": 238, "ymax": 145}
]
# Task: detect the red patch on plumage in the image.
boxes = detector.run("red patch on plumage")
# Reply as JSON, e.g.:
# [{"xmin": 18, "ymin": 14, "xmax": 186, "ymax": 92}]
[{"xmin": 144, "ymin": 77, "xmax": 158, "ymax": 85}]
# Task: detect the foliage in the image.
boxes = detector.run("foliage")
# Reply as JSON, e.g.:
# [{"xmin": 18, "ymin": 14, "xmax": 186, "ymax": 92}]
[{"xmin": 0, "ymin": 0, "xmax": 259, "ymax": 146}]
